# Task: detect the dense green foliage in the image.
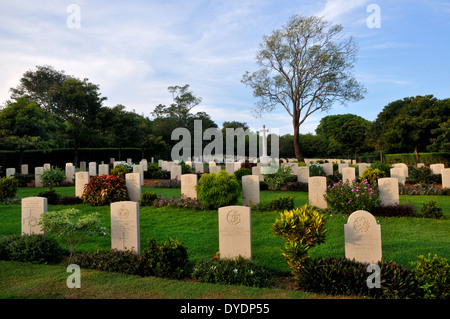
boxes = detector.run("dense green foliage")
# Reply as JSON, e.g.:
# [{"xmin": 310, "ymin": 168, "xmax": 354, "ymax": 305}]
[
  {"xmin": 0, "ymin": 177, "xmax": 18, "ymax": 202},
  {"xmin": 196, "ymin": 171, "xmax": 241, "ymax": 209},
  {"xmin": 81, "ymin": 175, "xmax": 129, "ymax": 206}
]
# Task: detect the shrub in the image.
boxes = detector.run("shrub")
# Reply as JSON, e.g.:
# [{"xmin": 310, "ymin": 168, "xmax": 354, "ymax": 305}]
[
  {"xmin": 110, "ymin": 164, "xmax": 130, "ymax": 180},
  {"xmin": 37, "ymin": 188, "xmax": 61, "ymax": 205},
  {"xmin": 140, "ymin": 192, "xmax": 160, "ymax": 206},
  {"xmin": 270, "ymin": 196, "xmax": 295, "ymax": 211},
  {"xmin": 371, "ymin": 203, "xmax": 415, "ymax": 217},
  {"xmin": 81, "ymin": 175, "xmax": 129, "ymax": 206},
  {"xmin": 325, "ymin": 179, "xmax": 380, "ymax": 214},
  {"xmin": 399, "ymin": 183, "xmax": 445, "ymax": 196},
  {"xmin": 196, "ymin": 171, "xmax": 241, "ymax": 209},
  {"xmin": 263, "ymin": 165, "xmax": 296, "ymax": 191},
  {"xmin": 144, "ymin": 163, "xmax": 170, "ymax": 179},
  {"xmin": 151, "ymin": 196, "xmax": 205, "ymax": 210},
  {"xmin": 141, "ymin": 237, "xmax": 189, "ymax": 279},
  {"xmin": 12, "ymin": 173, "xmax": 34, "ymax": 187},
  {"xmin": 71, "ymin": 249, "xmax": 146, "ymax": 276},
  {"xmin": 308, "ymin": 163, "xmax": 326, "ymax": 177},
  {"xmin": 58, "ymin": 196, "xmax": 83, "ymax": 205},
  {"xmin": 408, "ymin": 166, "xmax": 433, "ymax": 184},
  {"xmin": 0, "ymin": 234, "xmax": 64, "ymax": 264},
  {"xmin": 39, "ymin": 208, "xmax": 105, "ymax": 262},
  {"xmin": 286, "ymin": 181, "xmax": 308, "ymax": 192},
  {"xmin": 298, "ymin": 257, "xmax": 421, "ymax": 299},
  {"xmin": 152, "ymin": 179, "xmax": 181, "ymax": 188},
  {"xmin": 370, "ymin": 161, "xmax": 391, "ymax": 177},
  {"xmin": 40, "ymin": 166, "xmax": 65, "ymax": 189},
  {"xmin": 419, "ymin": 201, "xmax": 443, "ymax": 219},
  {"xmin": 233, "ymin": 168, "xmax": 252, "ymax": 182},
  {"xmin": 0, "ymin": 177, "xmax": 18, "ymax": 202},
  {"xmin": 411, "ymin": 253, "xmax": 449, "ymax": 299},
  {"xmin": 361, "ymin": 167, "xmax": 385, "ymax": 186},
  {"xmin": 192, "ymin": 256, "xmax": 272, "ymax": 288},
  {"xmin": 272, "ymin": 204, "xmax": 327, "ymax": 279}
]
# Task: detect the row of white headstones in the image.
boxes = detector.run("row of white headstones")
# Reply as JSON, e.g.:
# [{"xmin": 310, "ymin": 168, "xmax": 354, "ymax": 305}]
[{"xmin": 21, "ymin": 197, "xmax": 380, "ymax": 265}]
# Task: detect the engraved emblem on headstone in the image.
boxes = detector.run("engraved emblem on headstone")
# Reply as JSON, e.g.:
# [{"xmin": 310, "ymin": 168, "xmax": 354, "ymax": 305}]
[{"xmin": 227, "ymin": 210, "xmax": 241, "ymax": 226}]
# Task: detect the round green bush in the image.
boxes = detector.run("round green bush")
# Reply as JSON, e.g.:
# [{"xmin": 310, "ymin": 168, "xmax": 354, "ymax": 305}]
[
  {"xmin": 361, "ymin": 167, "xmax": 385, "ymax": 186},
  {"xmin": 110, "ymin": 164, "xmax": 130, "ymax": 180},
  {"xmin": 196, "ymin": 171, "xmax": 241, "ymax": 209},
  {"xmin": 419, "ymin": 200, "xmax": 443, "ymax": 219},
  {"xmin": 0, "ymin": 177, "xmax": 18, "ymax": 202}
]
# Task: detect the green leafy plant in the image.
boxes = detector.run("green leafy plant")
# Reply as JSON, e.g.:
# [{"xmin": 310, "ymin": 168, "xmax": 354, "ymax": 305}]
[
  {"xmin": 263, "ymin": 165, "xmax": 296, "ymax": 190},
  {"xmin": 371, "ymin": 203, "xmax": 415, "ymax": 217},
  {"xmin": 37, "ymin": 188, "xmax": 61, "ymax": 205},
  {"xmin": 12, "ymin": 173, "xmax": 34, "ymax": 187},
  {"xmin": 325, "ymin": 179, "xmax": 380, "ymax": 214},
  {"xmin": 192, "ymin": 256, "xmax": 272, "ymax": 288},
  {"xmin": 419, "ymin": 200, "xmax": 443, "ymax": 219},
  {"xmin": 272, "ymin": 204, "xmax": 327, "ymax": 279},
  {"xmin": 0, "ymin": 234, "xmax": 64, "ymax": 264},
  {"xmin": 233, "ymin": 168, "xmax": 252, "ymax": 183},
  {"xmin": 308, "ymin": 163, "xmax": 326, "ymax": 177},
  {"xmin": 196, "ymin": 171, "xmax": 241, "ymax": 209},
  {"xmin": 361, "ymin": 167, "xmax": 385, "ymax": 186},
  {"xmin": 144, "ymin": 163, "xmax": 170, "ymax": 179},
  {"xmin": 141, "ymin": 237, "xmax": 189, "ymax": 279},
  {"xmin": 369, "ymin": 161, "xmax": 391, "ymax": 177},
  {"xmin": 0, "ymin": 177, "xmax": 18, "ymax": 202},
  {"xmin": 411, "ymin": 253, "xmax": 449, "ymax": 299},
  {"xmin": 39, "ymin": 208, "xmax": 106, "ymax": 263},
  {"xmin": 140, "ymin": 192, "xmax": 160, "ymax": 206},
  {"xmin": 298, "ymin": 257, "xmax": 421, "ymax": 299},
  {"xmin": 270, "ymin": 196, "xmax": 295, "ymax": 211},
  {"xmin": 81, "ymin": 175, "xmax": 129, "ymax": 206},
  {"xmin": 40, "ymin": 166, "xmax": 65, "ymax": 189},
  {"xmin": 110, "ymin": 164, "xmax": 130, "ymax": 180}
]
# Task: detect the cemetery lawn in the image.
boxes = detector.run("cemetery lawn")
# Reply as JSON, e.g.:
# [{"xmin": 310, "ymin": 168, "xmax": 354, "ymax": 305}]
[{"xmin": 1, "ymin": 186, "xmax": 449, "ymax": 299}]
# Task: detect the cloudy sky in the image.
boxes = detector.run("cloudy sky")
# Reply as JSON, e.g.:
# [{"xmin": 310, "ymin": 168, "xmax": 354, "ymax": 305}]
[{"xmin": 1, "ymin": 0, "xmax": 449, "ymax": 135}]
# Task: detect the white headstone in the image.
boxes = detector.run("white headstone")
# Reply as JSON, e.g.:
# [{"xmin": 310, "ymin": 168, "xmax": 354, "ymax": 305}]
[
  {"xmin": 320, "ymin": 163, "xmax": 333, "ymax": 176},
  {"xmin": 430, "ymin": 163, "xmax": 445, "ymax": 175},
  {"xmin": 390, "ymin": 167, "xmax": 405, "ymax": 186},
  {"xmin": 417, "ymin": 163, "xmax": 425, "ymax": 169},
  {"xmin": 181, "ymin": 174, "xmax": 197, "ymax": 199},
  {"xmin": 378, "ymin": 178, "xmax": 399, "ymax": 206},
  {"xmin": 133, "ymin": 164, "xmax": 144, "ymax": 185},
  {"xmin": 34, "ymin": 167, "xmax": 44, "ymax": 187},
  {"xmin": 210, "ymin": 166, "xmax": 222, "ymax": 174},
  {"xmin": 344, "ymin": 210, "xmax": 382, "ymax": 264},
  {"xmin": 43, "ymin": 163, "xmax": 51, "ymax": 171},
  {"xmin": 79, "ymin": 161, "xmax": 86, "ymax": 171},
  {"xmin": 65, "ymin": 165, "xmax": 75, "ymax": 183},
  {"xmin": 89, "ymin": 162, "xmax": 97, "ymax": 176},
  {"xmin": 110, "ymin": 201, "xmax": 140, "ymax": 254},
  {"xmin": 21, "ymin": 164, "xmax": 28, "ymax": 175},
  {"xmin": 170, "ymin": 164, "xmax": 182, "ymax": 180},
  {"xmin": 225, "ymin": 162, "xmax": 235, "ymax": 174},
  {"xmin": 21, "ymin": 197, "xmax": 47, "ymax": 235},
  {"xmin": 338, "ymin": 163, "xmax": 348, "ymax": 174},
  {"xmin": 98, "ymin": 164, "xmax": 109, "ymax": 176},
  {"xmin": 393, "ymin": 163, "xmax": 408, "ymax": 177},
  {"xmin": 308, "ymin": 176, "xmax": 327, "ymax": 209},
  {"xmin": 75, "ymin": 172, "xmax": 89, "ymax": 198},
  {"xmin": 140, "ymin": 159, "xmax": 148, "ymax": 172},
  {"xmin": 218, "ymin": 206, "xmax": 252, "ymax": 259},
  {"xmin": 342, "ymin": 167, "xmax": 356, "ymax": 182},
  {"xmin": 297, "ymin": 166, "xmax": 309, "ymax": 183},
  {"xmin": 442, "ymin": 168, "xmax": 450, "ymax": 189},
  {"xmin": 125, "ymin": 173, "xmax": 141, "ymax": 202},
  {"xmin": 242, "ymin": 175, "xmax": 260, "ymax": 206},
  {"xmin": 358, "ymin": 163, "xmax": 369, "ymax": 177},
  {"xmin": 194, "ymin": 162, "xmax": 204, "ymax": 173},
  {"xmin": 6, "ymin": 168, "xmax": 15, "ymax": 178}
]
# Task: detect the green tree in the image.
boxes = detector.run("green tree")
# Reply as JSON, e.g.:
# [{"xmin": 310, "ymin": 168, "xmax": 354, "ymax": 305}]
[
  {"xmin": 0, "ymin": 98, "xmax": 60, "ymax": 164},
  {"xmin": 242, "ymin": 15, "xmax": 366, "ymax": 162},
  {"xmin": 39, "ymin": 208, "xmax": 105, "ymax": 263},
  {"xmin": 427, "ymin": 120, "xmax": 450, "ymax": 152},
  {"xmin": 376, "ymin": 95, "xmax": 448, "ymax": 162},
  {"xmin": 49, "ymin": 77, "xmax": 107, "ymax": 164},
  {"xmin": 9, "ymin": 65, "xmax": 70, "ymax": 112}
]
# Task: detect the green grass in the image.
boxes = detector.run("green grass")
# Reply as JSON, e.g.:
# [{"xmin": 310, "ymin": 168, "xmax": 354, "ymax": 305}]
[{"xmin": 1, "ymin": 185, "xmax": 449, "ymax": 299}]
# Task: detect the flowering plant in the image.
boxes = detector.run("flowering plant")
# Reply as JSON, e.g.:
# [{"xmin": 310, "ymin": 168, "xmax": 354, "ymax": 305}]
[{"xmin": 324, "ymin": 179, "xmax": 380, "ymax": 214}]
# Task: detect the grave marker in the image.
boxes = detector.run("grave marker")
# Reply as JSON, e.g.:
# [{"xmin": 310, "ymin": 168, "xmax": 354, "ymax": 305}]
[
  {"xmin": 110, "ymin": 201, "xmax": 140, "ymax": 254},
  {"xmin": 342, "ymin": 167, "xmax": 356, "ymax": 182},
  {"xmin": 430, "ymin": 163, "xmax": 445, "ymax": 175},
  {"xmin": 125, "ymin": 173, "xmax": 141, "ymax": 202},
  {"xmin": 98, "ymin": 164, "xmax": 109, "ymax": 176},
  {"xmin": 390, "ymin": 167, "xmax": 405, "ymax": 186},
  {"xmin": 75, "ymin": 172, "xmax": 89, "ymax": 198},
  {"xmin": 181, "ymin": 174, "xmax": 197, "ymax": 199},
  {"xmin": 308, "ymin": 176, "xmax": 327, "ymax": 209},
  {"xmin": 242, "ymin": 175, "xmax": 260, "ymax": 206},
  {"xmin": 378, "ymin": 178, "xmax": 399, "ymax": 206},
  {"xmin": 35, "ymin": 167, "xmax": 44, "ymax": 188},
  {"xmin": 442, "ymin": 168, "xmax": 450, "ymax": 189},
  {"xmin": 21, "ymin": 197, "xmax": 47, "ymax": 235},
  {"xmin": 344, "ymin": 210, "xmax": 382, "ymax": 264},
  {"xmin": 218, "ymin": 206, "xmax": 252, "ymax": 259}
]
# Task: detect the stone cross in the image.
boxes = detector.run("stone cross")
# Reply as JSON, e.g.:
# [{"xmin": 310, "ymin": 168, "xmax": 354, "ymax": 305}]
[{"xmin": 259, "ymin": 125, "xmax": 269, "ymax": 159}]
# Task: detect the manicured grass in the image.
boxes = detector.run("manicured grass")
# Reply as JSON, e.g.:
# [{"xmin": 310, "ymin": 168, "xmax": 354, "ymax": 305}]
[{"xmin": 2, "ymin": 185, "xmax": 449, "ymax": 273}]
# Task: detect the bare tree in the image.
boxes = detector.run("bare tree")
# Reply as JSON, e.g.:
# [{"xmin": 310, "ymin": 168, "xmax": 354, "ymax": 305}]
[{"xmin": 242, "ymin": 15, "xmax": 366, "ymax": 162}]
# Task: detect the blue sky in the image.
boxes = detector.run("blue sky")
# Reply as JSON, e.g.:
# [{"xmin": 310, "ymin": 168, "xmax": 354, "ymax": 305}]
[{"xmin": 1, "ymin": 0, "xmax": 449, "ymax": 135}]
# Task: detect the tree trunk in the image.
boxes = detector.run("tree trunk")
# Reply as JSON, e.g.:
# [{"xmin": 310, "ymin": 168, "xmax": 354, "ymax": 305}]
[
  {"xmin": 414, "ymin": 144, "xmax": 420, "ymax": 163},
  {"xmin": 379, "ymin": 149, "xmax": 383, "ymax": 162},
  {"xmin": 293, "ymin": 125, "xmax": 304, "ymax": 162}
]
